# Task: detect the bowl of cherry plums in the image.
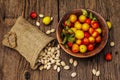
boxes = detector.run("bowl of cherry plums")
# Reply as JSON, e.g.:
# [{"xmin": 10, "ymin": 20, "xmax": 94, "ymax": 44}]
[{"xmin": 56, "ymin": 9, "xmax": 108, "ymax": 58}]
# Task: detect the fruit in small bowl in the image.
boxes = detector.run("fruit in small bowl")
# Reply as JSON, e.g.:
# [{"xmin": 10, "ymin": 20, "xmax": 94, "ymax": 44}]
[{"xmin": 56, "ymin": 9, "xmax": 108, "ymax": 58}]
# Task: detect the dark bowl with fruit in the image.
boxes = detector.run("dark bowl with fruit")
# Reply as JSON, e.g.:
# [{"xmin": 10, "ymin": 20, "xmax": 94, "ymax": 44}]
[{"xmin": 56, "ymin": 9, "xmax": 108, "ymax": 58}]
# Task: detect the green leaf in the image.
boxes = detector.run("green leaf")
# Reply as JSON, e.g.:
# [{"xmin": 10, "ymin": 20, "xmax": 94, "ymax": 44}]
[
  {"xmin": 92, "ymin": 17, "xmax": 97, "ymax": 21},
  {"xmin": 67, "ymin": 37, "xmax": 75, "ymax": 43},
  {"xmin": 62, "ymin": 36, "xmax": 67, "ymax": 44},
  {"xmin": 64, "ymin": 44, "xmax": 69, "ymax": 49},
  {"xmin": 89, "ymin": 12, "xmax": 93, "ymax": 19},
  {"xmin": 65, "ymin": 26, "xmax": 69, "ymax": 30},
  {"xmin": 82, "ymin": 9, "xmax": 88, "ymax": 17},
  {"xmin": 62, "ymin": 29, "xmax": 66, "ymax": 34},
  {"xmin": 69, "ymin": 34, "xmax": 75, "ymax": 37},
  {"xmin": 61, "ymin": 32, "xmax": 64, "ymax": 39},
  {"xmin": 68, "ymin": 29, "xmax": 74, "ymax": 34}
]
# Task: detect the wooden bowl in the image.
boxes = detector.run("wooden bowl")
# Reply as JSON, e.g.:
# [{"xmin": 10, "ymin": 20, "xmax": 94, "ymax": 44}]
[{"xmin": 56, "ymin": 9, "xmax": 108, "ymax": 58}]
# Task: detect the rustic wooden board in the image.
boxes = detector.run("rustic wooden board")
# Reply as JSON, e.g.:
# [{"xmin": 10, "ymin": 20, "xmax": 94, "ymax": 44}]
[
  {"xmin": 59, "ymin": 0, "xmax": 120, "ymax": 80},
  {"xmin": 0, "ymin": 0, "xmax": 120, "ymax": 80},
  {"xmin": 0, "ymin": 1, "xmax": 28, "ymax": 80},
  {"xmin": 0, "ymin": 0, "xmax": 58, "ymax": 80}
]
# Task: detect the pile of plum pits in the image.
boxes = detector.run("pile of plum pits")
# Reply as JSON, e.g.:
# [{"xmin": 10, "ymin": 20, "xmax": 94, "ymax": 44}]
[{"xmin": 61, "ymin": 9, "xmax": 102, "ymax": 53}]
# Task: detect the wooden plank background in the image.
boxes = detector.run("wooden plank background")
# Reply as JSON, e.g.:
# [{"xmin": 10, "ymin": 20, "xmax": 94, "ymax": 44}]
[{"xmin": 0, "ymin": 0, "xmax": 120, "ymax": 80}]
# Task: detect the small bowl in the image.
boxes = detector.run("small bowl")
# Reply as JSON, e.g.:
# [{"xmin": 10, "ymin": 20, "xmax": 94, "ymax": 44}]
[{"xmin": 56, "ymin": 9, "xmax": 108, "ymax": 58}]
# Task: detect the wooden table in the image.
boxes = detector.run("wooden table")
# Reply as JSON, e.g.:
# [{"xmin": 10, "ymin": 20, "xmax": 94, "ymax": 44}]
[{"xmin": 0, "ymin": 0, "xmax": 120, "ymax": 80}]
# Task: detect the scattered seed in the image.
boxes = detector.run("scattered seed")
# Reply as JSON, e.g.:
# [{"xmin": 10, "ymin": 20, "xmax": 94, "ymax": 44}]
[
  {"xmin": 47, "ymin": 51, "xmax": 51, "ymax": 55},
  {"xmin": 46, "ymin": 65, "xmax": 51, "ymax": 70},
  {"xmin": 39, "ymin": 14, "xmax": 44, "ymax": 18},
  {"xmin": 73, "ymin": 60, "xmax": 78, "ymax": 67},
  {"xmin": 52, "ymin": 55, "xmax": 55, "ymax": 58},
  {"xmin": 51, "ymin": 47, "xmax": 55, "ymax": 53},
  {"xmin": 44, "ymin": 60, "xmax": 48, "ymax": 64},
  {"xmin": 57, "ymin": 44, "xmax": 60, "ymax": 49},
  {"xmin": 55, "ymin": 47, "xmax": 58, "ymax": 51},
  {"xmin": 51, "ymin": 17, "xmax": 53, "ymax": 21},
  {"xmin": 57, "ymin": 67, "xmax": 60, "ymax": 72},
  {"xmin": 49, "ymin": 57, "xmax": 53, "ymax": 61},
  {"xmin": 61, "ymin": 61, "xmax": 66, "ymax": 66},
  {"xmin": 39, "ymin": 66, "xmax": 44, "ymax": 70},
  {"xmin": 56, "ymin": 60, "xmax": 60, "ymax": 63},
  {"xmin": 96, "ymin": 71, "xmax": 100, "ymax": 76},
  {"xmin": 71, "ymin": 72, "xmax": 77, "ymax": 78},
  {"xmin": 64, "ymin": 65, "xmax": 70, "ymax": 70},
  {"xmin": 69, "ymin": 58, "xmax": 73, "ymax": 64},
  {"xmin": 51, "ymin": 60, "xmax": 55, "ymax": 64},
  {"xmin": 50, "ymin": 29, "xmax": 55, "ymax": 33},
  {"xmin": 48, "ymin": 47, "xmax": 51, "ymax": 51},
  {"xmin": 44, "ymin": 64, "xmax": 47, "ymax": 69},
  {"xmin": 56, "ymin": 62, "xmax": 61, "ymax": 66},
  {"xmin": 47, "ymin": 62, "xmax": 51, "ymax": 65},
  {"xmin": 92, "ymin": 69, "xmax": 97, "ymax": 75},
  {"xmin": 36, "ymin": 21, "xmax": 40, "ymax": 26},
  {"xmin": 110, "ymin": 41, "xmax": 115, "ymax": 47},
  {"xmin": 54, "ymin": 57, "xmax": 59, "ymax": 60},
  {"xmin": 56, "ymin": 53, "xmax": 60, "ymax": 57},
  {"xmin": 57, "ymin": 50, "xmax": 60, "ymax": 54},
  {"xmin": 46, "ymin": 30, "xmax": 51, "ymax": 34},
  {"xmin": 53, "ymin": 65, "xmax": 58, "ymax": 70}
]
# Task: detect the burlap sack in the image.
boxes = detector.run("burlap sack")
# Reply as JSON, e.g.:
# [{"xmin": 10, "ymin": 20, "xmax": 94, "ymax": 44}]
[{"xmin": 2, "ymin": 16, "xmax": 54, "ymax": 69}]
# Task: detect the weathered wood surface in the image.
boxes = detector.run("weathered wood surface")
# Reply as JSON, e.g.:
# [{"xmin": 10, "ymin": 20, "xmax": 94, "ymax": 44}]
[{"xmin": 0, "ymin": 0, "xmax": 120, "ymax": 80}]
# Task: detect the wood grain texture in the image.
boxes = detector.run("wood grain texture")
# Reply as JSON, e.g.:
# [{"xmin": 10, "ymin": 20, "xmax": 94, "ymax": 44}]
[
  {"xmin": 0, "ymin": 0, "xmax": 120, "ymax": 80},
  {"xmin": 0, "ymin": 0, "xmax": 58, "ymax": 80},
  {"xmin": 58, "ymin": 0, "xmax": 120, "ymax": 80}
]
